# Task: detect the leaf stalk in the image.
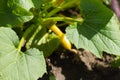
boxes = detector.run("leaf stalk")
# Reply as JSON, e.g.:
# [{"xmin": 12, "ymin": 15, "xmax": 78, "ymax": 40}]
[
  {"xmin": 43, "ymin": 17, "xmax": 84, "ymax": 23},
  {"xmin": 17, "ymin": 25, "xmax": 35, "ymax": 51},
  {"xmin": 47, "ymin": 0, "xmax": 78, "ymax": 17}
]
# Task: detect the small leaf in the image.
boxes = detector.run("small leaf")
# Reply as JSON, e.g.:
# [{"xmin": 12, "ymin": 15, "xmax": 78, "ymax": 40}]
[
  {"xmin": 35, "ymin": 34, "xmax": 60, "ymax": 57},
  {"xmin": 0, "ymin": 27, "xmax": 46, "ymax": 80},
  {"xmin": 66, "ymin": 0, "xmax": 120, "ymax": 57}
]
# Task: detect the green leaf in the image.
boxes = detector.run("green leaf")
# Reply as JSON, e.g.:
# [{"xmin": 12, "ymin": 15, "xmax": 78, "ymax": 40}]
[
  {"xmin": 35, "ymin": 34, "xmax": 60, "ymax": 57},
  {"xmin": 31, "ymin": 0, "xmax": 43, "ymax": 9},
  {"xmin": 32, "ymin": 0, "xmax": 52, "ymax": 9},
  {"xmin": 0, "ymin": 27, "xmax": 46, "ymax": 80},
  {"xmin": 66, "ymin": 0, "xmax": 120, "ymax": 58},
  {"xmin": 0, "ymin": 0, "xmax": 34, "ymax": 27},
  {"xmin": 111, "ymin": 56, "xmax": 120, "ymax": 67},
  {"xmin": 31, "ymin": 0, "xmax": 45, "ymax": 9}
]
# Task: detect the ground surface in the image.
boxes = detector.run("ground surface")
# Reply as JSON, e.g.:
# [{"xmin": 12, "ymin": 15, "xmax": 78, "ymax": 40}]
[{"xmin": 38, "ymin": 49, "xmax": 120, "ymax": 80}]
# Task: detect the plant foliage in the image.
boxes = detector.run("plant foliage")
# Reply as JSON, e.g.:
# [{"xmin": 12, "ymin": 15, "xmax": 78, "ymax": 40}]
[
  {"xmin": 0, "ymin": 0, "xmax": 120, "ymax": 79},
  {"xmin": 0, "ymin": 27, "xmax": 46, "ymax": 80}
]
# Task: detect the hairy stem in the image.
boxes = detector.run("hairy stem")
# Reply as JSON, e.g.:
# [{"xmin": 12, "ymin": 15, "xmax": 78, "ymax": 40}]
[
  {"xmin": 26, "ymin": 25, "xmax": 42, "ymax": 49},
  {"xmin": 43, "ymin": 17, "xmax": 84, "ymax": 23},
  {"xmin": 46, "ymin": 0, "xmax": 78, "ymax": 17},
  {"xmin": 17, "ymin": 25, "xmax": 35, "ymax": 51}
]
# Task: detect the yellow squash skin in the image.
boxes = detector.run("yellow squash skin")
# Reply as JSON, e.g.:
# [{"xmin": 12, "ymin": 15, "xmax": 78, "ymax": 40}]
[
  {"xmin": 50, "ymin": 24, "xmax": 71, "ymax": 50},
  {"xmin": 60, "ymin": 34, "xmax": 71, "ymax": 50}
]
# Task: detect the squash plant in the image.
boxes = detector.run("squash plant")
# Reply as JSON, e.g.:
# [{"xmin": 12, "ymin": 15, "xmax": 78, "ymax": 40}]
[{"xmin": 0, "ymin": 0, "xmax": 120, "ymax": 80}]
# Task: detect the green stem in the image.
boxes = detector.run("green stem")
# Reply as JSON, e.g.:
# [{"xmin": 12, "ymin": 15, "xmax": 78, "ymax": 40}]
[
  {"xmin": 46, "ymin": 0, "xmax": 78, "ymax": 17},
  {"xmin": 43, "ymin": 17, "xmax": 84, "ymax": 23},
  {"xmin": 17, "ymin": 25, "xmax": 35, "ymax": 52},
  {"xmin": 17, "ymin": 37, "xmax": 25, "ymax": 52},
  {"xmin": 26, "ymin": 25, "xmax": 42, "ymax": 49}
]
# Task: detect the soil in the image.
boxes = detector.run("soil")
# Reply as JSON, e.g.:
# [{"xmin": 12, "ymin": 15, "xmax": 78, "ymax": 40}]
[{"xmin": 38, "ymin": 49, "xmax": 120, "ymax": 80}]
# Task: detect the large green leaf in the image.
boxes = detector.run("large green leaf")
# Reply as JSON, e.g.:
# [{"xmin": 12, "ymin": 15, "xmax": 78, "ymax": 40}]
[
  {"xmin": 66, "ymin": 0, "xmax": 120, "ymax": 57},
  {"xmin": 0, "ymin": 27, "xmax": 46, "ymax": 80},
  {"xmin": 0, "ymin": 0, "xmax": 34, "ymax": 27}
]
